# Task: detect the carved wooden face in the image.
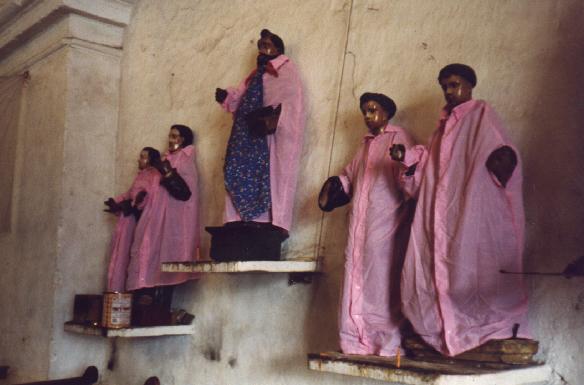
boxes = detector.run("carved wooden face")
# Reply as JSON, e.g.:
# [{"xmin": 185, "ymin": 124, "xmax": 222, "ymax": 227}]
[
  {"xmin": 361, "ymin": 100, "xmax": 389, "ymax": 135},
  {"xmin": 168, "ymin": 128, "xmax": 184, "ymax": 152},
  {"xmin": 257, "ymin": 36, "xmax": 279, "ymax": 56},
  {"xmin": 138, "ymin": 150, "xmax": 150, "ymax": 170},
  {"xmin": 439, "ymin": 74, "xmax": 473, "ymax": 109}
]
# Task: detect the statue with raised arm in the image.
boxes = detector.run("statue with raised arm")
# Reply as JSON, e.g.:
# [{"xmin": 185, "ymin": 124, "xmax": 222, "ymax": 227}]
[
  {"xmin": 319, "ymin": 93, "xmax": 415, "ymax": 356},
  {"xmin": 215, "ymin": 29, "xmax": 305, "ymax": 236}
]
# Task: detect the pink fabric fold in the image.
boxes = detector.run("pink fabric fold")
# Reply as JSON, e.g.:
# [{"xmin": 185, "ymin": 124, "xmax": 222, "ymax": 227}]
[
  {"xmin": 221, "ymin": 54, "xmax": 305, "ymax": 231},
  {"xmin": 127, "ymin": 145, "xmax": 200, "ymax": 291},
  {"xmin": 400, "ymin": 100, "xmax": 529, "ymax": 356},
  {"xmin": 338, "ymin": 124, "xmax": 415, "ymax": 357},
  {"xmin": 106, "ymin": 167, "xmax": 160, "ymax": 292}
]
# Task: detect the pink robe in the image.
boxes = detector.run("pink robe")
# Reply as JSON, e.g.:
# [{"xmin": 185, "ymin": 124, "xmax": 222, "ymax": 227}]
[
  {"xmin": 127, "ymin": 145, "xmax": 200, "ymax": 291},
  {"xmin": 107, "ymin": 167, "xmax": 160, "ymax": 292},
  {"xmin": 221, "ymin": 54, "xmax": 305, "ymax": 231},
  {"xmin": 338, "ymin": 124, "xmax": 414, "ymax": 356},
  {"xmin": 400, "ymin": 100, "xmax": 529, "ymax": 356}
]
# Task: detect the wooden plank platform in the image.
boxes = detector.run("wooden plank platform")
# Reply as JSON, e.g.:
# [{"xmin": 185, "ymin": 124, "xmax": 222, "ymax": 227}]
[
  {"xmin": 308, "ymin": 352, "xmax": 551, "ymax": 385},
  {"xmin": 64, "ymin": 322, "xmax": 195, "ymax": 338},
  {"xmin": 161, "ymin": 257, "xmax": 322, "ymax": 274},
  {"xmin": 404, "ymin": 336, "xmax": 539, "ymax": 365}
]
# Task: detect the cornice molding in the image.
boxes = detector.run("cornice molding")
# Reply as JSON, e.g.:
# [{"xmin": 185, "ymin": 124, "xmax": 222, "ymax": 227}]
[{"xmin": 0, "ymin": 0, "xmax": 135, "ymax": 73}]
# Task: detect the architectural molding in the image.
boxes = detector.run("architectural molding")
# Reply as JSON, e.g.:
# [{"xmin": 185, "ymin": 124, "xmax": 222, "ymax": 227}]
[{"xmin": 0, "ymin": 0, "xmax": 135, "ymax": 73}]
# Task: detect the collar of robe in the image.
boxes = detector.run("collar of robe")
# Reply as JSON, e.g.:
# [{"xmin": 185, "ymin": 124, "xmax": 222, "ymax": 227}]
[
  {"xmin": 363, "ymin": 123, "xmax": 398, "ymax": 142},
  {"xmin": 245, "ymin": 55, "xmax": 290, "ymax": 85}
]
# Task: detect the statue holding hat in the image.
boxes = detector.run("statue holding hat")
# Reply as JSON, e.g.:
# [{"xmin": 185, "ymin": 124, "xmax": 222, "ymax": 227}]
[{"xmin": 319, "ymin": 92, "xmax": 415, "ymax": 356}]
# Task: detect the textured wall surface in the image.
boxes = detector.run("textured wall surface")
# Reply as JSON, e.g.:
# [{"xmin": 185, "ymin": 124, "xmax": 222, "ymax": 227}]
[
  {"xmin": 110, "ymin": 1, "xmax": 584, "ymax": 385},
  {"xmin": 0, "ymin": 49, "xmax": 67, "ymax": 382},
  {"xmin": 116, "ymin": 0, "xmax": 352, "ymax": 260},
  {"xmin": 47, "ymin": 44, "xmax": 122, "ymax": 379},
  {"xmin": 1, "ymin": 0, "xmax": 583, "ymax": 384},
  {"xmin": 0, "ymin": 3, "xmax": 127, "ymax": 382},
  {"xmin": 0, "ymin": 43, "xmax": 121, "ymax": 382},
  {"xmin": 0, "ymin": 76, "xmax": 23, "ymax": 233}
]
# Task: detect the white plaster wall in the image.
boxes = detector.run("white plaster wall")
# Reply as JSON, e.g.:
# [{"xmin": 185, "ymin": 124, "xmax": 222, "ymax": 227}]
[
  {"xmin": 109, "ymin": 1, "xmax": 584, "ymax": 385},
  {"xmin": 324, "ymin": 5, "xmax": 584, "ymax": 385},
  {"xmin": 322, "ymin": 2, "xmax": 584, "ymax": 384},
  {"xmin": 1, "ymin": 0, "xmax": 583, "ymax": 384},
  {"xmin": 110, "ymin": 1, "xmax": 584, "ymax": 385},
  {"xmin": 110, "ymin": 0, "xmax": 355, "ymax": 384},
  {"xmin": 116, "ymin": 0, "xmax": 352, "ymax": 260},
  {"xmin": 0, "ymin": 7, "xmax": 125, "ymax": 382},
  {"xmin": 0, "ymin": 49, "xmax": 67, "ymax": 382},
  {"xmin": 47, "ymin": 44, "xmax": 122, "ymax": 379}
]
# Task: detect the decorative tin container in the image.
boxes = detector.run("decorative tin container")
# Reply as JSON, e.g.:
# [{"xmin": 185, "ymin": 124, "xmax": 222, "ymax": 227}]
[{"xmin": 101, "ymin": 292, "xmax": 132, "ymax": 329}]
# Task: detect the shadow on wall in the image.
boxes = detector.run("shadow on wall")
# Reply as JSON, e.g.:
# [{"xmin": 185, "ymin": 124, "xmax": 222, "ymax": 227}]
[
  {"xmin": 520, "ymin": 2, "xmax": 584, "ymax": 385},
  {"xmin": 395, "ymin": 95, "xmax": 442, "ymax": 145},
  {"xmin": 522, "ymin": 1, "xmax": 584, "ymax": 274}
]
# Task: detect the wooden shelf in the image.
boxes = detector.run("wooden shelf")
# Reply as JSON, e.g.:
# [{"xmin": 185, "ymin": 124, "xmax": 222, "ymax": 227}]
[
  {"xmin": 64, "ymin": 322, "xmax": 195, "ymax": 338},
  {"xmin": 161, "ymin": 257, "xmax": 322, "ymax": 274},
  {"xmin": 308, "ymin": 352, "xmax": 551, "ymax": 385}
]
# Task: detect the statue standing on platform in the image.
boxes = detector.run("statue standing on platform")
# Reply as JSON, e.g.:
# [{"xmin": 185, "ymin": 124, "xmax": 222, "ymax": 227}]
[
  {"xmin": 319, "ymin": 93, "xmax": 415, "ymax": 356},
  {"xmin": 392, "ymin": 64, "xmax": 530, "ymax": 356},
  {"xmin": 215, "ymin": 29, "xmax": 305, "ymax": 235},
  {"xmin": 105, "ymin": 147, "xmax": 161, "ymax": 292},
  {"xmin": 127, "ymin": 124, "xmax": 200, "ymax": 291}
]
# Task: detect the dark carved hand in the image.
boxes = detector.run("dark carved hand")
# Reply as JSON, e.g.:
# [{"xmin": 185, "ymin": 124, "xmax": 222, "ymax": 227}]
[
  {"xmin": 486, "ymin": 146, "xmax": 517, "ymax": 188},
  {"xmin": 134, "ymin": 190, "xmax": 147, "ymax": 206},
  {"xmin": 103, "ymin": 197, "xmax": 121, "ymax": 214},
  {"xmin": 389, "ymin": 144, "xmax": 405, "ymax": 161},
  {"xmin": 215, "ymin": 88, "xmax": 227, "ymax": 103}
]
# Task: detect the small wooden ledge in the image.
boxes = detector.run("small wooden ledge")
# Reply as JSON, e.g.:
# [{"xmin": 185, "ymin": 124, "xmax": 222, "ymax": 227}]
[
  {"xmin": 64, "ymin": 322, "xmax": 194, "ymax": 338},
  {"xmin": 161, "ymin": 257, "xmax": 322, "ymax": 274},
  {"xmin": 308, "ymin": 352, "xmax": 551, "ymax": 385}
]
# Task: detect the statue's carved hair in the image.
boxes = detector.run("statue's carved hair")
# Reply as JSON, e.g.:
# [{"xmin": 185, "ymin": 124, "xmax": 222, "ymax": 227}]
[
  {"xmin": 260, "ymin": 29, "xmax": 285, "ymax": 54},
  {"xmin": 171, "ymin": 124, "xmax": 194, "ymax": 147}
]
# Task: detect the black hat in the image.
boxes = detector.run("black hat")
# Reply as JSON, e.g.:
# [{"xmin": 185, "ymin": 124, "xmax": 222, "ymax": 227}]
[
  {"xmin": 438, "ymin": 63, "xmax": 477, "ymax": 87},
  {"xmin": 359, "ymin": 92, "xmax": 397, "ymax": 119},
  {"xmin": 260, "ymin": 29, "xmax": 285, "ymax": 54}
]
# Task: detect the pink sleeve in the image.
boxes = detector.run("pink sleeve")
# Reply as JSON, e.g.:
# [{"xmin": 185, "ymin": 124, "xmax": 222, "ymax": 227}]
[
  {"xmin": 134, "ymin": 172, "xmax": 159, "ymax": 210},
  {"xmin": 114, "ymin": 191, "xmax": 131, "ymax": 203},
  {"xmin": 338, "ymin": 147, "xmax": 363, "ymax": 195},
  {"xmin": 270, "ymin": 66, "xmax": 304, "ymax": 158},
  {"xmin": 399, "ymin": 144, "xmax": 428, "ymax": 200},
  {"xmin": 338, "ymin": 175, "xmax": 351, "ymax": 196},
  {"xmin": 221, "ymin": 77, "xmax": 249, "ymax": 113}
]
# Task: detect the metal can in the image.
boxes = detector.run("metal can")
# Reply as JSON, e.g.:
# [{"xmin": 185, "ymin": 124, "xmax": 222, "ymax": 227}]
[{"xmin": 102, "ymin": 292, "xmax": 132, "ymax": 329}]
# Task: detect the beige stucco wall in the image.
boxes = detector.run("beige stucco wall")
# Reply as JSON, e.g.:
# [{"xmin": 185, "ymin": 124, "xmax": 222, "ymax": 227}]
[
  {"xmin": 48, "ymin": 44, "xmax": 122, "ymax": 379},
  {"xmin": 1, "ymin": 0, "xmax": 583, "ymax": 384},
  {"xmin": 0, "ymin": 48, "xmax": 67, "ymax": 382},
  {"xmin": 0, "ymin": 43, "xmax": 121, "ymax": 383},
  {"xmin": 0, "ymin": 2, "xmax": 128, "ymax": 382},
  {"xmin": 109, "ymin": 1, "xmax": 584, "ymax": 385}
]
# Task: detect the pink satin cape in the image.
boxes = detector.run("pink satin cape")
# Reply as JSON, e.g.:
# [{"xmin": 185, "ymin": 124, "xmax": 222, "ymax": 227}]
[
  {"xmin": 400, "ymin": 100, "xmax": 529, "ymax": 356},
  {"xmin": 338, "ymin": 124, "xmax": 415, "ymax": 356},
  {"xmin": 127, "ymin": 145, "xmax": 200, "ymax": 291},
  {"xmin": 106, "ymin": 167, "xmax": 160, "ymax": 291},
  {"xmin": 221, "ymin": 54, "xmax": 305, "ymax": 231}
]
